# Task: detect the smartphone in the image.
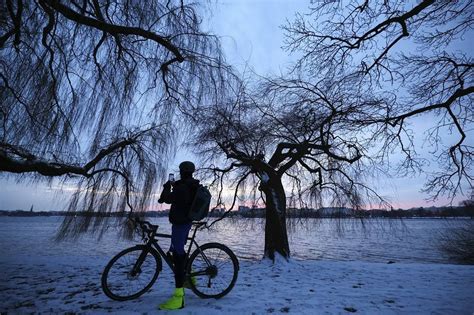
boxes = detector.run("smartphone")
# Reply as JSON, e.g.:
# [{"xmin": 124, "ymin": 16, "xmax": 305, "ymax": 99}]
[{"xmin": 168, "ymin": 173, "xmax": 175, "ymax": 183}]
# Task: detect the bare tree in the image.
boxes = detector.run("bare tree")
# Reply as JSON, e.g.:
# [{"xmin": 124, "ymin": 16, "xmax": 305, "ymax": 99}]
[
  {"xmin": 283, "ymin": 0, "xmax": 473, "ymax": 201},
  {"xmin": 193, "ymin": 77, "xmax": 388, "ymax": 260},
  {"xmin": 0, "ymin": 0, "xmax": 232, "ymax": 237},
  {"xmin": 192, "ymin": 0, "xmax": 473, "ymax": 260}
]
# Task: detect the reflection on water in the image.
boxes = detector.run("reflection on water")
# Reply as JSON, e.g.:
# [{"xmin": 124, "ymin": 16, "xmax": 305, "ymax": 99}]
[{"xmin": 0, "ymin": 216, "xmax": 469, "ymax": 264}]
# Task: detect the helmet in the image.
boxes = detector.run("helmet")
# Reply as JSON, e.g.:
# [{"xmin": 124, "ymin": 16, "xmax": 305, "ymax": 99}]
[{"xmin": 179, "ymin": 161, "xmax": 195, "ymax": 173}]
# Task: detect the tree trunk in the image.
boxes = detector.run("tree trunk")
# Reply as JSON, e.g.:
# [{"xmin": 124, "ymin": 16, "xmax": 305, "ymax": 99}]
[{"xmin": 261, "ymin": 175, "xmax": 290, "ymax": 260}]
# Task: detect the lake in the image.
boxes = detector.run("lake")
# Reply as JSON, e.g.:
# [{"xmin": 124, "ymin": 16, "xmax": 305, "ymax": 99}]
[{"xmin": 0, "ymin": 216, "xmax": 469, "ymax": 265}]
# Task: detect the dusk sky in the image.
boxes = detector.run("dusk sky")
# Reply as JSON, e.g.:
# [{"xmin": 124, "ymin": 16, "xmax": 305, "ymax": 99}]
[{"xmin": 0, "ymin": 0, "xmax": 471, "ymax": 211}]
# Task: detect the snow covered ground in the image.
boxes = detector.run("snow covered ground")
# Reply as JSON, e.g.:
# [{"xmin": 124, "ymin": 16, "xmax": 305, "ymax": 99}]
[{"xmin": 1, "ymin": 254, "xmax": 473, "ymax": 314}]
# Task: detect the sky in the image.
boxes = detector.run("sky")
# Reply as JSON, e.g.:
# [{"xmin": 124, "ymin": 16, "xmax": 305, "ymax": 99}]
[
  {"xmin": 201, "ymin": 1, "xmax": 471, "ymax": 209},
  {"xmin": 0, "ymin": 0, "xmax": 471, "ymax": 211},
  {"xmin": 205, "ymin": 0, "xmax": 306, "ymax": 76}
]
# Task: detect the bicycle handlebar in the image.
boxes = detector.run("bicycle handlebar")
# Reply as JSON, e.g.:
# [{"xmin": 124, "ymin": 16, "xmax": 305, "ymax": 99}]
[{"xmin": 129, "ymin": 215, "xmax": 157, "ymax": 238}]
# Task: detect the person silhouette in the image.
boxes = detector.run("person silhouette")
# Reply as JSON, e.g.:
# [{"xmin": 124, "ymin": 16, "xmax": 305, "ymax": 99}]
[{"xmin": 157, "ymin": 161, "xmax": 200, "ymax": 310}]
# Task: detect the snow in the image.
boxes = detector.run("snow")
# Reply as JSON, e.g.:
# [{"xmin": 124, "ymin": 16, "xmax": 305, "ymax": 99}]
[
  {"xmin": 260, "ymin": 172, "xmax": 270, "ymax": 183},
  {"xmin": 1, "ymin": 254, "xmax": 473, "ymax": 314},
  {"xmin": 1, "ymin": 217, "xmax": 472, "ymax": 313}
]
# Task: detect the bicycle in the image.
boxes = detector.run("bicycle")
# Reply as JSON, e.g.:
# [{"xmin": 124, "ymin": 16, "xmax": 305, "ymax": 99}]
[{"xmin": 101, "ymin": 217, "xmax": 239, "ymax": 301}]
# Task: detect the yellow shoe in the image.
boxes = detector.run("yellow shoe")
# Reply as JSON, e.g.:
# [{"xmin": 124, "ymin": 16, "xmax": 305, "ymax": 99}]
[{"xmin": 159, "ymin": 288, "xmax": 185, "ymax": 310}]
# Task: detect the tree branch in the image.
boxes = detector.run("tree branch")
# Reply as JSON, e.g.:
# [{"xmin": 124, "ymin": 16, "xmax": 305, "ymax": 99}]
[
  {"xmin": 42, "ymin": 0, "xmax": 184, "ymax": 63},
  {"xmin": 0, "ymin": 131, "xmax": 147, "ymax": 177},
  {"xmin": 387, "ymin": 86, "xmax": 474, "ymax": 126}
]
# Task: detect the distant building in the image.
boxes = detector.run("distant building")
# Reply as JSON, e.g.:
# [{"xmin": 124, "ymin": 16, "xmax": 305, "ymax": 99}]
[
  {"xmin": 238, "ymin": 206, "xmax": 250, "ymax": 213},
  {"xmin": 317, "ymin": 207, "xmax": 353, "ymax": 217}
]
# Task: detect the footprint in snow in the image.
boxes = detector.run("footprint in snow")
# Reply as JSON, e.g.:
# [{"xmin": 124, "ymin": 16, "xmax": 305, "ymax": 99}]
[{"xmin": 280, "ymin": 306, "xmax": 290, "ymax": 313}]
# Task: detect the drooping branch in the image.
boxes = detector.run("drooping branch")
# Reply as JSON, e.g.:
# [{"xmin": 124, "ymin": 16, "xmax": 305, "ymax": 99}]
[
  {"xmin": 41, "ymin": 0, "xmax": 185, "ymax": 63},
  {"xmin": 206, "ymin": 170, "xmax": 252, "ymax": 229},
  {"xmin": 0, "ymin": 0, "xmax": 233, "ymax": 241},
  {"xmin": 386, "ymin": 86, "xmax": 474, "ymax": 126},
  {"xmin": 0, "ymin": 124, "xmax": 161, "ymax": 177},
  {"xmin": 4, "ymin": 0, "xmax": 23, "ymax": 49},
  {"xmin": 219, "ymin": 140, "xmax": 274, "ymax": 175},
  {"xmin": 284, "ymin": 0, "xmax": 454, "ymax": 78},
  {"xmin": 351, "ymin": 0, "xmax": 434, "ymax": 50},
  {"xmin": 1, "ymin": 138, "xmax": 132, "ymax": 177}
]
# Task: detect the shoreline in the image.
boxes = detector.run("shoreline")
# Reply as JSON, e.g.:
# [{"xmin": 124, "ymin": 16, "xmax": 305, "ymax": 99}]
[{"xmin": 1, "ymin": 212, "xmax": 473, "ymax": 219}]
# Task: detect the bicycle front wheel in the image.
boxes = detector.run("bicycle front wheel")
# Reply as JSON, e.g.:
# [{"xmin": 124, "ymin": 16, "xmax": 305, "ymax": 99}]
[
  {"xmin": 101, "ymin": 245, "xmax": 162, "ymax": 301},
  {"xmin": 187, "ymin": 242, "xmax": 239, "ymax": 299}
]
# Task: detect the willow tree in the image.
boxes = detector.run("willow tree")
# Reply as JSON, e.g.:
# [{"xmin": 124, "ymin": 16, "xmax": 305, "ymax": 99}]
[
  {"xmin": 193, "ymin": 0, "xmax": 473, "ymax": 260},
  {"xmin": 0, "ymin": 0, "xmax": 232, "ymax": 237},
  {"xmin": 193, "ymin": 77, "xmax": 388, "ymax": 260},
  {"xmin": 283, "ymin": 0, "xmax": 473, "ymax": 200}
]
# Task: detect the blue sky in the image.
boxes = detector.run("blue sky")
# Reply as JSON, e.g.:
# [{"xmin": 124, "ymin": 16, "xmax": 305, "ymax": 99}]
[
  {"xmin": 203, "ymin": 1, "xmax": 471, "ymax": 208},
  {"xmin": 0, "ymin": 1, "xmax": 470, "ymax": 211},
  {"xmin": 205, "ymin": 0, "xmax": 307, "ymax": 76}
]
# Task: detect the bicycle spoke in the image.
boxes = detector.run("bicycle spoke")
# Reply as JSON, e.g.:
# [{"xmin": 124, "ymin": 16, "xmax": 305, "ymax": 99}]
[
  {"xmin": 103, "ymin": 247, "xmax": 159, "ymax": 300},
  {"xmin": 188, "ymin": 244, "xmax": 238, "ymax": 298}
]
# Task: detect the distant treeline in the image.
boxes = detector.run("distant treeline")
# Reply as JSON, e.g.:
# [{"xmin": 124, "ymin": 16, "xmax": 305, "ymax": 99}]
[
  {"xmin": 0, "ymin": 210, "xmax": 168, "ymax": 217},
  {"xmin": 288, "ymin": 207, "xmax": 474, "ymax": 219},
  {"xmin": 1, "ymin": 206, "xmax": 473, "ymax": 218}
]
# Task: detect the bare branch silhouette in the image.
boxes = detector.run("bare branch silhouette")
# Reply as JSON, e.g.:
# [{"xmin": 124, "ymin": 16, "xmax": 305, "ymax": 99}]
[{"xmin": 0, "ymin": 0, "xmax": 234, "ymax": 238}]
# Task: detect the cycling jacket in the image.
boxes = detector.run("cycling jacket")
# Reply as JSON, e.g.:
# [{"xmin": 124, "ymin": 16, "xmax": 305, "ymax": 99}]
[{"xmin": 159, "ymin": 177, "xmax": 200, "ymax": 224}]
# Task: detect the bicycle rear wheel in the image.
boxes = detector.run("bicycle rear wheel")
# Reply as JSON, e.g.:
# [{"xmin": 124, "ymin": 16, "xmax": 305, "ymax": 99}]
[
  {"xmin": 101, "ymin": 245, "xmax": 162, "ymax": 301},
  {"xmin": 187, "ymin": 242, "xmax": 239, "ymax": 299}
]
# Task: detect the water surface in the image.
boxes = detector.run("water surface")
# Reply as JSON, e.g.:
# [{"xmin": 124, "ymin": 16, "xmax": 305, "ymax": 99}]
[{"xmin": 0, "ymin": 216, "xmax": 468, "ymax": 264}]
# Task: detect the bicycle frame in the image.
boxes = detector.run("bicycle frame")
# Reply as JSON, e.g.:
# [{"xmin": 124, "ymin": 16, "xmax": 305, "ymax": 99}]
[
  {"xmin": 140, "ymin": 222, "xmax": 212, "ymax": 273},
  {"xmin": 102, "ymin": 218, "xmax": 239, "ymax": 301}
]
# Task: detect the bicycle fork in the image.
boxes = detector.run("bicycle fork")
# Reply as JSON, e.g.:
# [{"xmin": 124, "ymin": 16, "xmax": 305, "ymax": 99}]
[{"xmin": 130, "ymin": 247, "xmax": 151, "ymax": 277}]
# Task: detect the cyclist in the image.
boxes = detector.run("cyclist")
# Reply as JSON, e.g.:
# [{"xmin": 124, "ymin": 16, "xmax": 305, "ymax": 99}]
[{"xmin": 157, "ymin": 161, "xmax": 200, "ymax": 310}]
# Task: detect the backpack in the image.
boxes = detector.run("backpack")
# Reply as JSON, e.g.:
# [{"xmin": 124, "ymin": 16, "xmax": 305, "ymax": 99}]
[{"xmin": 188, "ymin": 185, "xmax": 211, "ymax": 221}]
